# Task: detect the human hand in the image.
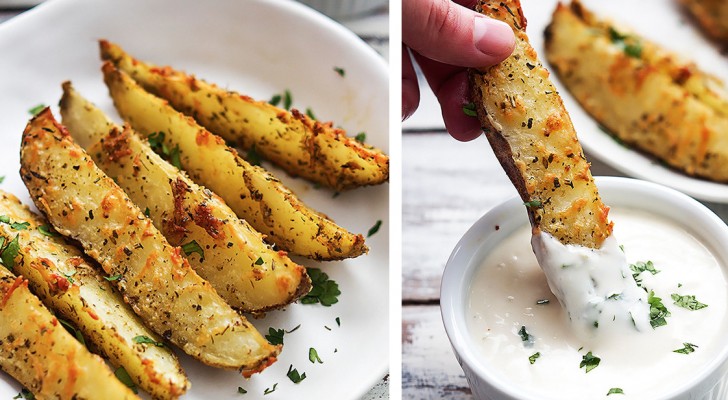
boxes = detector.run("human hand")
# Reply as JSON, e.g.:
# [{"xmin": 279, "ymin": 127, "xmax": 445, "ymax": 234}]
[{"xmin": 402, "ymin": 0, "xmax": 515, "ymax": 141}]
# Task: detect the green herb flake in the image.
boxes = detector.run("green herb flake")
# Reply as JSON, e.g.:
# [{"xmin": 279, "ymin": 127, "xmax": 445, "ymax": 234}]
[
  {"xmin": 673, "ymin": 342, "xmax": 698, "ymax": 354},
  {"xmin": 462, "ymin": 102, "xmax": 477, "ymax": 117},
  {"xmin": 169, "ymin": 145, "xmax": 182, "ymax": 169},
  {"xmin": 269, "ymin": 94, "xmax": 282, "ymax": 107},
  {"xmin": 105, "ymin": 274, "xmax": 122, "ymax": 281},
  {"xmin": 287, "ymin": 364, "xmax": 307, "ymax": 384},
  {"xmin": 38, "ymin": 225, "xmax": 58, "ymax": 237},
  {"xmin": 0, "ymin": 234, "xmax": 21, "ymax": 270},
  {"xmin": 58, "ymin": 318, "xmax": 85, "ymax": 346},
  {"xmin": 630, "ymin": 260, "xmax": 660, "ymax": 287},
  {"xmin": 0, "ymin": 215, "xmax": 9, "ymax": 224},
  {"xmin": 114, "ymin": 366, "xmax": 138, "ymax": 393},
  {"xmin": 518, "ymin": 325, "xmax": 532, "ymax": 343},
  {"xmin": 355, "ymin": 132, "xmax": 366, "ymax": 143},
  {"xmin": 237, "ymin": 387, "xmax": 247, "ymax": 394},
  {"xmin": 263, "ymin": 383, "xmax": 278, "ymax": 395},
  {"xmin": 306, "ymin": 107, "xmax": 316, "ymax": 120},
  {"xmin": 648, "ymin": 290, "xmax": 671, "ymax": 329},
  {"xmin": 13, "ymin": 388, "xmax": 34, "ymax": 400},
  {"xmin": 607, "ymin": 388, "xmax": 624, "ymax": 395},
  {"xmin": 671, "ymin": 293, "xmax": 708, "ymax": 310},
  {"xmin": 608, "ymin": 26, "xmax": 642, "ymax": 59},
  {"xmin": 367, "ymin": 220, "xmax": 382, "ymax": 237},
  {"xmin": 283, "ymin": 90, "xmax": 293, "ymax": 110},
  {"xmin": 334, "ymin": 67, "xmax": 345, "ymax": 77},
  {"xmin": 336, "ymin": 317, "xmax": 341, "ymax": 327},
  {"xmin": 62, "ymin": 271, "xmax": 76, "ymax": 284},
  {"xmin": 0, "ymin": 176, "xmax": 4, "ymax": 184},
  {"xmin": 133, "ymin": 335, "xmax": 165, "ymax": 347},
  {"xmin": 301, "ymin": 268, "xmax": 340, "ymax": 306},
  {"xmin": 523, "ymin": 200, "xmax": 542, "ymax": 208},
  {"xmin": 181, "ymin": 240, "xmax": 205, "ymax": 261},
  {"xmin": 528, "ymin": 352, "xmax": 540, "ymax": 365},
  {"xmin": 265, "ymin": 327, "xmax": 285, "ymax": 345},
  {"xmin": 28, "ymin": 104, "xmax": 46, "ymax": 116},
  {"xmin": 255, "ymin": 257, "xmax": 264, "ymax": 266},
  {"xmin": 246, "ymin": 145, "xmax": 262, "ymax": 166},
  {"xmin": 579, "ymin": 351, "xmax": 601, "ymax": 373},
  {"xmin": 286, "ymin": 324, "xmax": 301, "ymax": 333},
  {"xmin": 309, "ymin": 347, "xmax": 323, "ymax": 363},
  {"xmin": 10, "ymin": 221, "xmax": 30, "ymax": 231},
  {"xmin": 144, "ymin": 207, "xmax": 151, "ymax": 218}
]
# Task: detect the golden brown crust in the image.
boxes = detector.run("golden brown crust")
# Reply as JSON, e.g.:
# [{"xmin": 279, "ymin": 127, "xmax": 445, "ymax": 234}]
[
  {"xmin": 470, "ymin": 0, "xmax": 612, "ymax": 248},
  {"xmin": 680, "ymin": 0, "xmax": 728, "ymax": 43}
]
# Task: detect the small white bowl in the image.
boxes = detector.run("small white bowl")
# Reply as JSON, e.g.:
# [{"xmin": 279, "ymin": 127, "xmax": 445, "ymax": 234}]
[{"xmin": 440, "ymin": 177, "xmax": 728, "ymax": 400}]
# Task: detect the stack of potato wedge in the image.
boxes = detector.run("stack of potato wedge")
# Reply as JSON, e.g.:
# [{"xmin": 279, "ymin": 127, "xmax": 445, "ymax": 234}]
[{"xmin": 1, "ymin": 39, "xmax": 388, "ymax": 399}]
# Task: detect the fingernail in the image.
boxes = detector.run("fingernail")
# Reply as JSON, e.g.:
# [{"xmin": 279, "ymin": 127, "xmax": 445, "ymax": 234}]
[{"xmin": 473, "ymin": 17, "xmax": 515, "ymax": 57}]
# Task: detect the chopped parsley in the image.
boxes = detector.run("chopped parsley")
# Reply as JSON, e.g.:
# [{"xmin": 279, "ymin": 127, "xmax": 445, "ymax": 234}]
[
  {"xmin": 462, "ymin": 102, "xmax": 477, "ymax": 117},
  {"xmin": 334, "ymin": 67, "xmax": 346, "ymax": 77},
  {"xmin": 58, "ymin": 318, "xmax": 85, "ymax": 346},
  {"xmin": 607, "ymin": 388, "xmax": 624, "ymax": 395},
  {"xmin": 265, "ymin": 327, "xmax": 285, "ymax": 345},
  {"xmin": 269, "ymin": 94, "xmax": 282, "ymax": 107},
  {"xmin": 283, "ymin": 90, "xmax": 293, "ymax": 110},
  {"xmin": 13, "ymin": 388, "xmax": 34, "ymax": 400},
  {"xmin": 355, "ymin": 132, "xmax": 366, "ymax": 143},
  {"xmin": 105, "ymin": 274, "xmax": 122, "ymax": 281},
  {"xmin": 630, "ymin": 260, "xmax": 659, "ymax": 287},
  {"xmin": 309, "ymin": 347, "xmax": 323, "ymax": 363},
  {"xmin": 147, "ymin": 132, "xmax": 182, "ymax": 169},
  {"xmin": 263, "ymin": 383, "xmax": 278, "ymax": 395},
  {"xmin": 671, "ymin": 293, "xmax": 708, "ymax": 310},
  {"xmin": 0, "ymin": 176, "xmax": 4, "ymax": 184},
  {"xmin": 246, "ymin": 145, "xmax": 262, "ymax": 166},
  {"xmin": 287, "ymin": 364, "xmax": 307, "ymax": 383},
  {"xmin": 367, "ymin": 220, "xmax": 382, "ymax": 237},
  {"xmin": 115, "ymin": 366, "xmax": 138, "ymax": 393},
  {"xmin": 28, "ymin": 104, "xmax": 46, "ymax": 116},
  {"xmin": 62, "ymin": 271, "xmax": 76, "ymax": 284},
  {"xmin": 133, "ymin": 335, "xmax": 166, "ymax": 347},
  {"xmin": 0, "ymin": 216, "xmax": 9, "ymax": 223},
  {"xmin": 38, "ymin": 225, "xmax": 58, "ymax": 237},
  {"xmin": 648, "ymin": 290, "xmax": 671, "ymax": 328},
  {"xmin": 518, "ymin": 326, "xmax": 533, "ymax": 343},
  {"xmin": 0, "ymin": 234, "xmax": 21, "ymax": 270},
  {"xmin": 336, "ymin": 317, "xmax": 341, "ymax": 327},
  {"xmin": 10, "ymin": 221, "xmax": 29, "ymax": 231},
  {"xmin": 523, "ymin": 200, "xmax": 542, "ymax": 208},
  {"xmin": 673, "ymin": 342, "xmax": 698, "ymax": 354},
  {"xmin": 528, "ymin": 352, "xmax": 540, "ymax": 364},
  {"xmin": 608, "ymin": 27, "xmax": 642, "ymax": 59},
  {"xmin": 237, "ymin": 387, "xmax": 247, "ymax": 394},
  {"xmin": 144, "ymin": 207, "xmax": 151, "ymax": 218},
  {"xmin": 579, "ymin": 351, "xmax": 601, "ymax": 373},
  {"xmin": 306, "ymin": 107, "xmax": 316, "ymax": 120},
  {"xmin": 255, "ymin": 257, "xmax": 264, "ymax": 266},
  {"xmin": 286, "ymin": 324, "xmax": 301, "ymax": 333},
  {"xmin": 181, "ymin": 240, "xmax": 205, "ymax": 261},
  {"xmin": 301, "ymin": 268, "xmax": 340, "ymax": 306}
]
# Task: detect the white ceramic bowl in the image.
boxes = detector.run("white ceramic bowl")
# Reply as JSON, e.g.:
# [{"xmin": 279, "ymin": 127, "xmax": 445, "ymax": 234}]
[{"xmin": 441, "ymin": 177, "xmax": 728, "ymax": 400}]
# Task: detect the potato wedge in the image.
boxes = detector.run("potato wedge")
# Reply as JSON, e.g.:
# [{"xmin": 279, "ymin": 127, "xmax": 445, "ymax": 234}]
[
  {"xmin": 680, "ymin": 0, "xmax": 728, "ymax": 42},
  {"xmin": 60, "ymin": 82, "xmax": 311, "ymax": 313},
  {"xmin": 545, "ymin": 0, "xmax": 728, "ymax": 182},
  {"xmin": 0, "ymin": 190, "xmax": 189, "ymax": 399},
  {"xmin": 99, "ymin": 39, "xmax": 388, "ymax": 192},
  {"xmin": 0, "ymin": 267, "xmax": 139, "ymax": 400},
  {"xmin": 101, "ymin": 62, "xmax": 367, "ymax": 260},
  {"xmin": 20, "ymin": 108, "xmax": 280, "ymax": 375},
  {"xmin": 469, "ymin": 0, "xmax": 612, "ymax": 248}
]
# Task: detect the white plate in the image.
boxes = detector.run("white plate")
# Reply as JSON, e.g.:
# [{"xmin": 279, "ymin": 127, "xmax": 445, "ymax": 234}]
[
  {"xmin": 521, "ymin": 0, "xmax": 728, "ymax": 203},
  {"xmin": 0, "ymin": 0, "xmax": 389, "ymax": 399}
]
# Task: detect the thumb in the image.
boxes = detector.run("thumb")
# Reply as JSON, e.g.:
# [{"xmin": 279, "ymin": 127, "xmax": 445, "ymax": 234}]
[{"xmin": 403, "ymin": 0, "xmax": 515, "ymax": 68}]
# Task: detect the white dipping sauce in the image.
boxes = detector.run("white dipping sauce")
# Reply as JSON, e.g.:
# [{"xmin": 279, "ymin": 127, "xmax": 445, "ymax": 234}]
[{"xmin": 467, "ymin": 208, "xmax": 727, "ymax": 399}]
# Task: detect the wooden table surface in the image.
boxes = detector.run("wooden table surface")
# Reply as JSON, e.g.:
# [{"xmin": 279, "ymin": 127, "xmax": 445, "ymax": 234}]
[{"xmin": 401, "ymin": 130, "xmax": 728, "ymax": 399}]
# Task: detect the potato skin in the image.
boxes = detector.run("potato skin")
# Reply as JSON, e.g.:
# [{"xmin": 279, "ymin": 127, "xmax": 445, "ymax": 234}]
[
  {"xmin": 680, "ymin": 0, "xmax": 728, "ymax": 42},
  {"xmin": 101, "ymin": 62, "xmax": 367, "ymax": 260},
  {"xmin": 545, "ymin": 1, "xmax": 728, "ymax": 183},
  {"xmin": 0, "ymin": 268, "xmax": 139, "ymax": 400},
  {"xmin": 0, "ymin": 190, "xmax": 189, "ymax": 399},
  {"xmin": 469, "ymin": 0, "xmax": 612, "ymax": 248},
  {"xmin": 100, "ymin": 40, "xmax": 388, "ymax": 192},
  {"xmin": 59, "ymin": 82, "xmax": 311, "ymax": 313},
  {"xmin": 20, "ymin": 108, "xmax": 280, "ymax": 375}
]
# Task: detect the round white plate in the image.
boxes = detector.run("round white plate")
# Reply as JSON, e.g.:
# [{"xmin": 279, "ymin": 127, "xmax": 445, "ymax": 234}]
[
  {"xmin": 522, "ymin": 0, "xmax": 728, "ymax": 203},
  {"xmin": 0, "ymin": 0, "xmax": 389, "ymax": 399}
]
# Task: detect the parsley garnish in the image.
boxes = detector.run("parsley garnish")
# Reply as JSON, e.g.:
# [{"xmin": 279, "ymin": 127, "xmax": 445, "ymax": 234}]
[
  {"xmin": 10, "ymin": 221, "xmax": 29, "ymax": 231},
  {"xmin": 309, "ymin": 347, "xmax": 323, "ymax": 363},
  {"xmin": 283, "ymin": 90, "xmax": 293, "ymax": 110},
  {"xmin": 287, "ymin": 364, "xmax": 307, "ymax": 383},
  {"xmin": 630, "ymin": 260, "xmax": 659, "ymax": 287},
  {"xmin": 246, "ymin": 145, "xmax": 262, "ymax": 166},
  {"xmin": 58, "ymin": 318, "xmax": 85, "ymax": 346},
  {"xmin": 608, "ymin": 27, "xmax": 642, "ymax": 59},
  {"xmin": 528, "ymin": 352, "xmax": 540, "ymax": 364},
  {"xmin": 648, "ymin": 290, "xmax": 671, "ymax": 328},
  {"xmin": 255, "ymin": 257, "xmax": 264, "ymax": 266},
  {"xmin": 518, "ymin": 326, "xmax": 533, "ymax": 343},
  {"xmin": 105, "ymin": 274, "xmax": 122, "ymax": 281},
  {"xmin": 0, "ymin": 176, "xmax": 4, "ymax": 184},
  {"xmin": 114, "ymin": 366, "xmax": 138, "ymax": 393},
  {"xmin": 265, "ymin": 327, "xmax": 285, "ymax": 345},
  {"xmin": 147, "ymin": 132, "xmax": 182, "ymax": 169},
  {"xmin": 367, "ymin": 220, "xmax": 382, "ymax": 237},
  {"xmin": 607, "ymin": 388, "xmax": 624, "ymax": 395},
  {"xmin": 336, "ymin": 317, "xmax": 341, "ymax": 327},
  {"xmin": 523, "ymin": 200, "xmax": 542, "ymax": 208},
  {"xmin": 269, "ymin": 94, "xmax": 282, "ymax": 107},
  {"xmin": 0, "ymin": 234, "xmax": 21, "ymax": 270},
  {"xmin": 169, "ymin": 145, "xmax": 182, "ymax": 169},
  {"xmin": 13, "ymin": 389, "xmax": 34, "ymax": 400},
  {"xmin": 462, "ymin": 102, "xmax": 477, "ymax": 117},
  {"xmin": 301, "ymin": 268, "xmax": 340, "ymax": 306},
  {"xmin": 580, "ymin": 351, "xmax": 601, "ymax": 373},
  {"xmin": 287, "ymin": 324, "xmax": 301, "ymax": 333},
  {"xmin": 144, "ymin": 207, "xmax": 151, "ymax": 217},
  {"xmin": 28, "ymin": 104, "xmax": 46, "ymax": 116},
  {"xmin": 237, "ymin": 387, "xmax": 247, "ymax": 394},
  {"xmin": 181, "ymin": 240, "xmax": 204, "ymax": 261},
  {"xmin": 133, "ymin": 335, "xmax": 165, "ymax": 347},
  {"xmin": 263, "ymin": 383, "xmax": 277, "ymax": 395},
  {"xmin": 0, "ymin": 216, "xmax": 9, "ymax": 223},
  {"xmin": 334, "ymin": 67, "xmax": 345, "ymax": 77},
  {"xmin": 38, "ymin": 225, "xmax": 58, "ymax": 237},
  {"xmin": 62, "ymin": 271, "xmax": 76, "ymax": 284},
  {"xmin": 355, "ymin": 132, "xmax": 366, "ymax": 143},
  {"xmin": 306, "ymin": 108, "xmax": 316, "ymax": 120},
  {"xmin": 673, "ymin": 342, "xmax": 698, "ymax": 354},
  {"xmin": 671, "ymin": 293, "xmax": 708, "ymax": 310}
]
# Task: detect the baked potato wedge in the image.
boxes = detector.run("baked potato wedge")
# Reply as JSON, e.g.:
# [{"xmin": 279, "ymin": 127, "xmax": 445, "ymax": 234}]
[
  {"xmin": 0, "ymin": 190, "xmax": 189, "ymax": 399},
  {"xmin": 545, "ymin": 0, "xmax": 728, "ymax": 182},
  {"xmin": 469, "ymin": 0, "xmax": 612, "ymax": 248},
  {"xmin": 680, "ymin": 0, "xmax": 728, "ymax": 42},
  {"xmin": 20, "ymin": 108, "xmax": 280, "ymax": 375},
  {"xmin": 99, "ymin": 39, "xmax": 389, "ymax": 192},
  {"xmin": 101, "ymin": 62, "xmax": 367, "ymax": 260},
  {"xmin": 60, "ymin": 82, "xmax": 311, "ymax": 313},
  {"xmin": 0, "ymin": 267, "xmax": 139, "ymax": 400}
]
